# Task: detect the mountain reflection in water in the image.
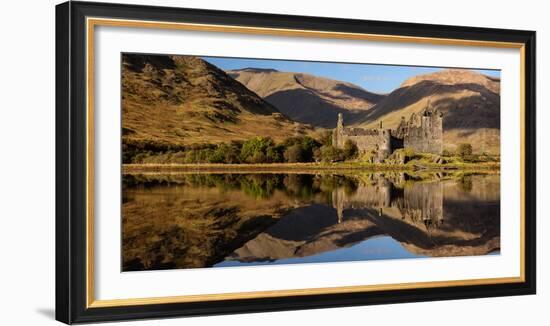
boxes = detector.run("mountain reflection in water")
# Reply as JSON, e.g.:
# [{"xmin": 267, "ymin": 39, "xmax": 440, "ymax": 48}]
[{"xmin": 122, "ymin": 172, "xmax": 500, "ymax": 271}]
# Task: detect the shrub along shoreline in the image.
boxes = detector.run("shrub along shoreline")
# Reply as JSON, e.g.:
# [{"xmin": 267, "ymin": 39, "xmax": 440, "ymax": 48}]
[
  {"xmin": 122, "ymin": 161, "xmax": 500, "ymax": 174},
  {"xmin": 123, "ymin": 134, "xmax": 357, "ymax": 165},
  {"xmin": 124, "ymin": 134, "xmax": 499, "ymax": 169}
]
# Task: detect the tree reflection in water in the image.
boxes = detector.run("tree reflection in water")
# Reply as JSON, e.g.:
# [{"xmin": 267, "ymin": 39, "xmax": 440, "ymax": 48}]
[{"xmin": 122, "ymin": 172, "xmax": 500, "ymax": 271}]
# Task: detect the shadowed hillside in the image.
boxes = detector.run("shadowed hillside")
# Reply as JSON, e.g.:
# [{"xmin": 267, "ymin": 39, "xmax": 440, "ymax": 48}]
[
  {"xmin": 228, "ymin": 68, "xmax": 385, "ymax": 128},
  {"xmin": 122, "ymin": 54, "xmax": 313, "ymax": 153},
  {"xmin": 358, "ymin": 69, "xmax": 500, "ymax": 154}
]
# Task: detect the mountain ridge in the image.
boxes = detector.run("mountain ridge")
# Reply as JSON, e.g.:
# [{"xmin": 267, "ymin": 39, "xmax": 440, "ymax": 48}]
[{"xmin": 228, "ymin": 69, "xmax": 385, "ymax": 128}]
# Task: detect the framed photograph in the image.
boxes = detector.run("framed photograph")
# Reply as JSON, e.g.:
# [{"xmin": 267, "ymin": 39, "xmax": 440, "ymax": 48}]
[{"xmin": 56, "ymin": 1, "xmax": 536, "ymax": 324}]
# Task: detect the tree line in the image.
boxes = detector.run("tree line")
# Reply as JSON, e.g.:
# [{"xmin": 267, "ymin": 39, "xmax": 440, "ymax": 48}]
[{"xmin": 126, "ymin": 133, "xmax": 359, "ymax": 164}]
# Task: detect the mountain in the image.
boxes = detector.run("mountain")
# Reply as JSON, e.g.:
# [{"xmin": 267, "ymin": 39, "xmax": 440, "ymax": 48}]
[
  {"xmin": 122, "ymin": 54, "xmax": 312, "ymax": 150},
  {"xmin": 228, "ymin": 68, "xmax": 385, "ymax": 128},
  {"xmin": 358, "ymin": 69, "xmax": 501, "ymax": 154}
]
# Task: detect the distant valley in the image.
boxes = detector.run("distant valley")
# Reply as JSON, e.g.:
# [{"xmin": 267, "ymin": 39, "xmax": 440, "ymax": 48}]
[{"xmin": 228, "ymin": 68, "xmax": 384, "ymax": 128}]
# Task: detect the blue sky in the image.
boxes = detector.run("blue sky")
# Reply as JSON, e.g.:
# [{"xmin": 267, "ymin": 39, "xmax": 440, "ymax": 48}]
[{"xmin": 203, "ymin": 56, "xmax": 500, "ymax": 94}]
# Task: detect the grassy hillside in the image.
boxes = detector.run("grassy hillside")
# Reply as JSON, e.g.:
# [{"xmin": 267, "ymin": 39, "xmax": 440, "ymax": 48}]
[
  {"xmin": 358, "ymin": 69, "xmax": 500, "ymax": 154},
  {"xmin": 228, "ymin": 68, "xmax": 385, "ymax": 128},
  {"xmin": 122, "ymin": 54, "xmax": 314, "ymax": 153}
]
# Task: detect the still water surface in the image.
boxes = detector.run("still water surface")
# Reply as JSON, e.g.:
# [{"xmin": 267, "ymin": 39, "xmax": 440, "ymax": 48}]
[{"xmin": 122, "ymin": 172, "xmax": 500, "ymax": 271}]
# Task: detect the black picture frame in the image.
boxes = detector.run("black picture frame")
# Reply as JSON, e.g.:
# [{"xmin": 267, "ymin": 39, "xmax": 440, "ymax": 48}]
[{"xmin": 56, "ymin": 1, "xmax": 536, "ymax": 324}]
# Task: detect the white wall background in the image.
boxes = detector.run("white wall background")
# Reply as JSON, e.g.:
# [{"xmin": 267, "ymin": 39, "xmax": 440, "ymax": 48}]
[{"xmin": 0, "ymin": 0, "xmax": 546, "ymax": 324}]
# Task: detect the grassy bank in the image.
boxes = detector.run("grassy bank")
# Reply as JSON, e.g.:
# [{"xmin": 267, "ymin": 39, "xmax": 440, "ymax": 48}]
[{"xmin": 123, "ymin": 161, "xmax": 500, "ymax": 174}]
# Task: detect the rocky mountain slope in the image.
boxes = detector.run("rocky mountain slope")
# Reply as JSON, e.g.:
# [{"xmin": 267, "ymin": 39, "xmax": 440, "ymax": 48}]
[
  {"xmin": 122, "ymin": 54, "xmax": 312, "ymax": 152},
  {"xmin": 228, "ymin": 68, "xmax": 385, "ymax": 128}
]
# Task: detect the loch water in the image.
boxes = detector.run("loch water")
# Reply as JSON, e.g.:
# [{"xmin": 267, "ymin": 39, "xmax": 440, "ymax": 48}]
[{"xmin": 122, "ymin": 172, "xmax": 500, "ymax": 271}]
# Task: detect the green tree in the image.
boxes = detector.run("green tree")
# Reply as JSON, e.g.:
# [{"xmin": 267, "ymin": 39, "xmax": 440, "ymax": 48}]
[
  {"xmin": 319, "ymin": 130, "xmax": 333, "ymax": 146},
  {"xmin": 240, "ymin": 137, "xmax": 274, "ymax": 163},
  {"xmin": 284, "ymin": 144, "xmax": 304, "ymax": 163},
  {"xmin": 224, "ymin": 141, "xmax": 243, "ymax": 163},
  {"xmin": 199, "ymin": 149, "xmax": 213, "ymax": 163},
  {"xmin": 224, "ymin": 146, "xmax": 240, "ymax": 163},
  {"xmin": 457, "ymin": 143, "xmax": 473, "ymax": 159},
  {"xmin": 250, "ymin": 151, "xmax": 267, "ymax": 163},
  {"xmin": 313, "ymin": 147, "xmax": 322, "ymax": 162},
  {"xmin": 300, "ymin": 136, "xmax": 321, "ymax": 162},
  {"xmin": 280, "ymin": 136, "xmax": 321, "ymax": 162},
  {"xmin": 171, "ymin": 151, "xmax": 187, "ymax": 163},
  {"xmin": 343, "ymin": 139, "xmax": 358, "ymax": 160},
  {"xmin": 318, "ymin": 145, "xmax": 344, "ymax": 163},
  {"xmin": 184, "ymin": 150, "xmax": 197, "ymax": 163},
  {"xmin": 280, "ymin": 136, "xmax": 300, "ymax": 148},
  {"xmin": 207, "ymin": 144, "xmax": 228, "ymax": 163},
  {"xmin": 266, "ymin": 145, "xmax": 283, "ymax": 163},
  {"xmin": 441, "ymin": 149, "xmax": 453, "ymax": 157}
]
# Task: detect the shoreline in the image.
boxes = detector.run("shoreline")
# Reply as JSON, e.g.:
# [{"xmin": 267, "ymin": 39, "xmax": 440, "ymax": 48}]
[{"xmin": 122, "ymin": 162, "xmax": 500, "ymax": 174}]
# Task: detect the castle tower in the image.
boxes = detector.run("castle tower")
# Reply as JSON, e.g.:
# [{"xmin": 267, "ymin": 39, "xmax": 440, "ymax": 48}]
[
  {"xmin": 430, "ymin": 107, "xmax": 443, "ymax": 154},
  {"xmin": 420, "ymin": 100, "xmax": 442, "ymax": 154},
  {"xmin": 332, "ymin": 113, "xmax": 344, "ymax": 148},
  {"xmin": 337, "ymin": 112, "xmax": 344, "ymax": 130},
  {"xmin": 378, "ymin": 127, "xmax": 392, "ymax": 160},
  {"xmin": 403, "ymin": 100, "xmax": 443, "ymax": 154}
]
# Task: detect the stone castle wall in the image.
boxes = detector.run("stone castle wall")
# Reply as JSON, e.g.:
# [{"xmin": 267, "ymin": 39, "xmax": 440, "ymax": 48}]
[
  {"xmin": 333, "ymin": 115, "xmax": 393, "ymax": 162},
  {"xmin": 403, "ymin": 114, "xmax": 443, "ymax": 154},
  {"xmin": 333, "ymin": 104, "xmax": 442, "ymax": 161},
  {"xmin": 334, "ymin": 129, "xmax": 392, "ymax": 154}
]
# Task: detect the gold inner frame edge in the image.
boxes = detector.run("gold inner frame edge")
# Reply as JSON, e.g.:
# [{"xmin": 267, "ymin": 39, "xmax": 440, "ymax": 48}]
[{"xmin": 85, "ymin": 17, "xmax": 527, "ymax": 309}]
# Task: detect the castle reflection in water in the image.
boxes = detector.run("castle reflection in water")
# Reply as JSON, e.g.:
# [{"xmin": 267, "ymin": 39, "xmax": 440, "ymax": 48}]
[
  {"xmin": 332, "ymin": 173, "xmax": 443, "ymax": 229},
  {"xmin": 122, "ymin": 172, "xmax": 500, "ymax": 271}
]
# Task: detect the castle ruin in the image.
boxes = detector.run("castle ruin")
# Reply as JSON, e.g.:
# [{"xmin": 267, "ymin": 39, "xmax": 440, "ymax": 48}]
[
  {"xmin": 332, "ymin": 102, "xmax": 442, "ymax": 162},
  {"xmin": 331, "ymin": 174, "xmax": 444, "ymax": 228}
]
